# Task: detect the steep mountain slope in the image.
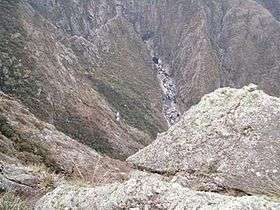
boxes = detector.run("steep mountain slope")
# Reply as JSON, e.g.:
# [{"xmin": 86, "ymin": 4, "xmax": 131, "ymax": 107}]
[
  {"xmin": 0, "ymin": 90, "xmax": 131, "ymax": 207},
  {"xmin": 1, "ymin": 0, "xmax": 280, "ymax": 160},
  {"xmin": 0, "ymin": 91, "xmax": 131, "ymax": 185},
  {"xmin": 0, "ymin": 0, "xmax": 166, "ymax": 159},
  {"xmin": 123, "ymin": 0, "xmax": 280, "ymax": 112}
]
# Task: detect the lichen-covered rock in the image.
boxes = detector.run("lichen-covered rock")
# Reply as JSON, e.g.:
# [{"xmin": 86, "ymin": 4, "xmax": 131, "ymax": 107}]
[
  {"xmin": 0, "ymin": 164, "xmax": 42, "ymax": 196},
  {"xmin": 35, "ymin": 171, "xmax": 280, "ymax": 210},
  {"xmin": 128, "ymin": 85, "xmax": 280, "ymax": 196}
]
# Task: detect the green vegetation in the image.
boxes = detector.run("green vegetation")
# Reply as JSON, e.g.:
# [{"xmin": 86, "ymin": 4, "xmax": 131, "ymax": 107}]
[
  {"xmin": 92, "ymin": 78, "xmax": 163, "ymax": 137},
  {"xmin": 88, "ymin": 131, "xmax": 116, "ymax": 155},
  {"xmin": 0, "ymin": 193, "xmax": 27, "ymax": 210},
  {"xmin": 0, "ymin": 115, "xmax": 15, "ymax": 139},
  {"xmin": 0, "ymin": 0, "xmax": 40, "ymax": 115}
]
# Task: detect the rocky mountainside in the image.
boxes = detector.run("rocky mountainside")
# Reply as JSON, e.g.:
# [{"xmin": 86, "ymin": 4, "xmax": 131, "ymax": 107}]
[
  {"xmin": 1, "ymin": 82, "xmax": 280, "ymax": 208},
  {"xmin": 36, "ymin": 171, "xmax": 280, "ymax": 210},
  {"xmin": 1, "ymin": 0, "xmax": 280, "ymax": 159},
  {"xmin": 122, "ymin": 0, "xmax": 280, "ymax": 111},
  {"xmin": 1, "ymin": 0, "xmax": 280, "ymax": 209},
  {"xmin": 0, "ymin": 0, "xmax": 167, "ymax": 160},
  {"xmin": 33, "ymin": 85, "xmax": 280, "ymax": 209},
  {"xmin": 0, "ymin": 90, "xmax": 131, "ymax": 207}
]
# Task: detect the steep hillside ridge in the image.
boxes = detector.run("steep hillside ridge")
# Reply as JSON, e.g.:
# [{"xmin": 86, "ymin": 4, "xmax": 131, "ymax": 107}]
[
  {"xmin": 122, "ymin": 0, "xmax": 280, "ymax": 112},
  {"xmin": 1, "ymin": 0, "xmax": 280, "ymax": 159},
  {"xmin": 0, "ymin": 90, "xmax": 132, "ymax": 207},
  {"xmin": 128, "ymin": 85, "xmax": 280, "ymax": 196},
  {"xmin": 0, "ymin": 0, "xmax": 167, "ymax": 159},
  {"xmin": 0, "ymin": 91, "xmax": 131, "ymax": 186}
]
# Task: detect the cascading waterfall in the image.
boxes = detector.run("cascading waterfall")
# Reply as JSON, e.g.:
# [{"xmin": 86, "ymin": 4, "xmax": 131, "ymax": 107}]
[{"xmin": 145, "ymin": 40, "xmax": 181, "ymax": 126}]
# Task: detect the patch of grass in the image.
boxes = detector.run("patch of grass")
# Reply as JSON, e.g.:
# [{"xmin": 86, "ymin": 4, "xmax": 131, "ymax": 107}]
[
  {"xmin": 54, "ymin": 113, "xmax": 118, "ymax": 157},
  {"xmin": 0, "ymin": 192, "xmax": 27, "ymax": 210},
  {"xmin": 40, "ymin": 173, "xmax": 55, "ymax": 191},
  {"xmin": 0, "ymin": 115, "xmax": 15, "ymax": 139},
  {"xmin": 0, "ymin": 0, "xmax": 40, "ymax": 116},
  {"xmin": 27, "ymin": 164, "xmax": 56, "ymax": 191},
  {"xmin": 92, "ymin": 78, "xmax": 163, "ymax": 137}
]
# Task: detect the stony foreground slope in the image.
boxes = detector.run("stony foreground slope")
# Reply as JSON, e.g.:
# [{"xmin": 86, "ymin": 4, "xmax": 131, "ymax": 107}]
[
  {"xmin": 128, "ymin": 84, "xmax": 280, "ymax": 196},
  {"xmin": 0, "ymin": 91, "xmax": 131, "ymax": 205},
  {"xmin": 1, "ymin": 85, "xmax": 280, "ymax": 209},
  {"xmin": 36, "ymin": 171, "xmax": 280, "ymax": 210},
  {"xmin": 24, "ymin": 85, "xmax": 280, "ymax": 209}
]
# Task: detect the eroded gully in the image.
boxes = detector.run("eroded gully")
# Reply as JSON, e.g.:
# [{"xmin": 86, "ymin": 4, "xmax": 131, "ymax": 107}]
[{"xmin": 145, "ymin": 40, "xmax": 181, "ymax": 126}]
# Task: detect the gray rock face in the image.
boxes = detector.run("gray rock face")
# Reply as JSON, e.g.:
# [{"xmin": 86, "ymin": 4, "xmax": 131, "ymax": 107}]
[
  {"xmin": 256, "ymin": 0, "xmax": 280, "ymax": 20},
  {"xmin": 35, "ymin": 171, "xmax": 280, "ymax": 210},
  {"xmin": 128, "ymin": 85, "xmax": 280, "ymax": 196},
  {"xmin": 0, "ymin": 164, "xmax": 42, "ymax": 196}
]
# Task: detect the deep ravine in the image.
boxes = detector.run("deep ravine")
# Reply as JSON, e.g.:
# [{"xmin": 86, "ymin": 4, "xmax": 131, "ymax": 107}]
[{"xmin": 146, "ymin": 40, "xmax": 181, "ymax": 126}]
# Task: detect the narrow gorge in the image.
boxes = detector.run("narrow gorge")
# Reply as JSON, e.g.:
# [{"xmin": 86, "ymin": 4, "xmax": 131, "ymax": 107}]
[
  {"xmin": 1, "ymin": 0, "xmax": 280, "ymax": 209},
  {"xmin": 146, "ymin": 40, "xmax": 181, "ymax": 126}
]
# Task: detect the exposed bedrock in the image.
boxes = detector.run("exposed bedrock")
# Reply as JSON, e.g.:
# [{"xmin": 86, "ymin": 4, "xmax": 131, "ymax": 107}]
[
  {"xmin": 35, "ymin": 171, "xmax": 280, "ymax": 210},
  {"xmin": 128, "ymin": 84, "xmax": 280, "ymax": 196}
]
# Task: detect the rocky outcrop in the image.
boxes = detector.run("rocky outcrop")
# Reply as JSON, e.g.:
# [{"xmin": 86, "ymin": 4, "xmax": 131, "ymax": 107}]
[
  {"xmin": 1, "ymin": 0, "xmax": 280, "ymax": 208},
  {"xmin": 0, "ymin": 164, "xmax": 43, "ymax": 197},
  {"xmin": 256, "ymin": 0, "xmax": 280, "ymax": 20},
  {"xmin": 35, "ymin": 171, "xmax": 280, "ymax": 210},
  {"xmin": 128, "ymin": 85, "xmax": 280, "ymax": 196},
  {"xmin": 0, "ymin": 91, "xmax": 131, "ymax": 187},
  {"xmin": 2, "ymin": 85, "xmax": 280, "ymax": 208}
]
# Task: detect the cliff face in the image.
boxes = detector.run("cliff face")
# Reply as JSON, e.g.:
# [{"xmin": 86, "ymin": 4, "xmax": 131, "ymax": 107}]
[
  {"xmin": 1, "ymin": 0, "xmax": 280, "ymax": 159},
  {"xmin": 122, "ymin": 0, "xmax": 280, "ymax": 112}
]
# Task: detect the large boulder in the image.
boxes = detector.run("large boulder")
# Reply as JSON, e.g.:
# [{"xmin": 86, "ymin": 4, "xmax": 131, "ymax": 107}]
[
  {"xmin": 128, "ymin": 85, "xmax": 280, "ymax": 196},
  {"xmin": 35, "ymin": 170, "xmax": 280, "ymax": 210}
]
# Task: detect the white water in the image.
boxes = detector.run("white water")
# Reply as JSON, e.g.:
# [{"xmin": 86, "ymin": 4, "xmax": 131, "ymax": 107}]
[{"xmin": 146, "ymin": 41, "xmax": 181, "ymax": 126}]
